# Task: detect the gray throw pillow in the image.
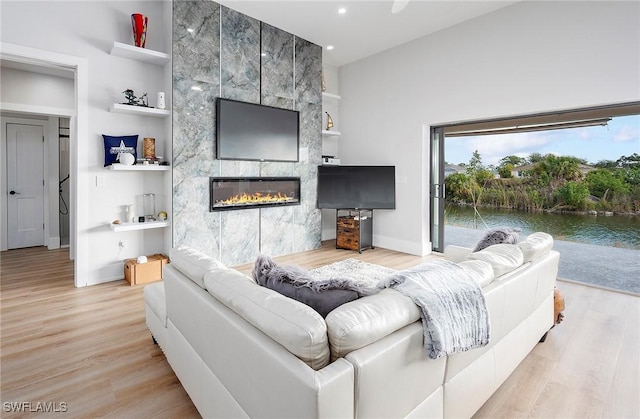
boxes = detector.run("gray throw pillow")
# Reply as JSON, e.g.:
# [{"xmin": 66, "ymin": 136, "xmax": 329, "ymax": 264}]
[
  {"xmin": 253, "ymin": 254, "xmax": 359, "ymax": 318},
  {"xmin": 473, "ymin": 227, "xmax": 521, "ymax": 252},
  {"xmin": 263, "ymin": 278, "xmax": 359, "ymax": 318}
]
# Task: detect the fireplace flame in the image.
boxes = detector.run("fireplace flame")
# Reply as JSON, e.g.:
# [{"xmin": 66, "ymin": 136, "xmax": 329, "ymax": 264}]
[{"xmin": 215, "ymin": 191, "xmax": 296, "ymax": 207}]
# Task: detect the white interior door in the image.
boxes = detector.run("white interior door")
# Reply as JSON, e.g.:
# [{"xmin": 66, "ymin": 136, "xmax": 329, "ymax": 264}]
[{"xmin": 6, "ymin": 123, "xmax": 45, "ymax": 248}]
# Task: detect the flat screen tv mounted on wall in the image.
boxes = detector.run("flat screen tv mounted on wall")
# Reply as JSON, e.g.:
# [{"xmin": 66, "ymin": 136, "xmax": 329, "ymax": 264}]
[
  {"xmin": 317, "ymin": 165, "xmax": 396, "ymax": 210},
  {"xmin": 216, "ymin": 97, "xmax": 300, "ymax": 162}
]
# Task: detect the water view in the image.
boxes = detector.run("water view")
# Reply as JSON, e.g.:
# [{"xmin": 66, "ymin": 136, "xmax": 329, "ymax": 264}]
[{"xmin": 445, "ymin": 204, "xmax": 640, "ymax": 250}]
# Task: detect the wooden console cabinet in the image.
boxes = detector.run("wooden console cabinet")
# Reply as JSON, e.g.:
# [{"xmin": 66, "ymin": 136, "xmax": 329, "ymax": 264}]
[{"xmin": 336, "ymin": 209, "xmax": 373, "ymax": 253}]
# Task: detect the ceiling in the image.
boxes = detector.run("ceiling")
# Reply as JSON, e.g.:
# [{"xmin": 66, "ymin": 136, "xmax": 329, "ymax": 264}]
[
  {"xmin": 1, "ymin": 1, "xmax": 520, "ymax": 77},
  {"xmin": 217, "ymin": 0, "xmax": 520, "ymax": 67}
]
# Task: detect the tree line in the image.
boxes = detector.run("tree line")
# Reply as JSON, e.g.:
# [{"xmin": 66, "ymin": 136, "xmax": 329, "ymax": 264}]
[{"xmin": 444, "ymin": 152, "xmax": 640, "ymax": 214}]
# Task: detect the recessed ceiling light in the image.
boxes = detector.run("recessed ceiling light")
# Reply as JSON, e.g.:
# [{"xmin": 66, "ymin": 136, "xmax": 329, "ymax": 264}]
[
  {"xmin": 191, "ymin": 86, "xmax": 203, "ymax": 91},
  {"xmin": 327, "ymin": 45, "xmax": 334, "ymax": 51},
  {"xmin": 338, "ymin": 8, "xmax": 346, "ymax": 14}
]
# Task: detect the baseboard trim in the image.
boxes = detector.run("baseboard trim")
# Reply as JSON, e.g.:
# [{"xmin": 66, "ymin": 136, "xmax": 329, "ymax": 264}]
[
  {"xmin": 48, "ymin": 237, "xmax": 60, "ymax": 250},
  {"xmin": 373, "ymin": 234, "xmax": 431, "ymax": 256}
]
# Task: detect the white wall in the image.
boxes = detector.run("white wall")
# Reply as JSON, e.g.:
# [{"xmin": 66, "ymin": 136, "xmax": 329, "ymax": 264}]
[
  {"xmin": 1, "ymin": 1, "xmax": 171, "ymax": 285},
  {"xmin": 338, "ymin": 1, "xmax": 640, "ymax": 255},
  {"xmin": 1, "ymin": 68, "xmax": 75, "ymax": 109}
]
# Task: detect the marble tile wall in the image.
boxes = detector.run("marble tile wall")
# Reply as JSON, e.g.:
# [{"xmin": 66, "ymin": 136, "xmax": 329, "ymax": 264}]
[{"xmin": 172, "ymin": 0, "xmax": 322, "ymax": 265}]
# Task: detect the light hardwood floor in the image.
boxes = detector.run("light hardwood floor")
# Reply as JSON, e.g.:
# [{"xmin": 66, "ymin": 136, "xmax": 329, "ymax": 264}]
[{"xmin": 1, "ymin": 244, "xmax": 638, "ymax": 418}]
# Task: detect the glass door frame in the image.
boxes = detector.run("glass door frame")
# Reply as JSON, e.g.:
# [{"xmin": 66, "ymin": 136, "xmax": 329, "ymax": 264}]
[{"xmin": 430, "ymin": 126, "xmax": 445, "ymax": 253}]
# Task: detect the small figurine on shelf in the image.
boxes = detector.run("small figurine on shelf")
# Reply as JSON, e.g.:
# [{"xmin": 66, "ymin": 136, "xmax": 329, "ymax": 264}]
[
  {"xmin": 122, "ymin": 89, "xmax": 150, "ymax": 107},
  {"xmin": 123, "ymin": 89, "xmax": 137, "ymax": 105},
  {"xmin": 138, "ymin": 92, "xmax": 148, "ymax": 107},
  {"xmin": 325, "ymin": 112, "xmax": 334, "ymax": 130}
]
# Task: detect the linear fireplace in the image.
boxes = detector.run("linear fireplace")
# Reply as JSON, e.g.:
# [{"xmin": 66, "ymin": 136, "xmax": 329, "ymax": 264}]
[{"xmin": 209, "ymin": 177, "xmax": 301, "ymax": 211}]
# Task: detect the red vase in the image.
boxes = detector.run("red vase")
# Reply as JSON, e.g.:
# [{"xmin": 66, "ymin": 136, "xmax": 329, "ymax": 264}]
[{"xmin": 131, "ymin": 13, "xmax": 148, "ymax": 48}]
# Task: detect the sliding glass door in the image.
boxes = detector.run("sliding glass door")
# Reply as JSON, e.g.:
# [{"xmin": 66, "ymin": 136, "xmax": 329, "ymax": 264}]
[{"xmin": 430, "ymin": 127, "xmax": 445, "ymax": 252}]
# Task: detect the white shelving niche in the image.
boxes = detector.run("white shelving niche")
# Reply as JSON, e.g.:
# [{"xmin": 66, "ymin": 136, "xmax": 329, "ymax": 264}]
[
  {"xmin": 106, "ymin": 41, "xmax": 171, "ymax": 238},
  {"xmin": 322, "ymin": 92, "xmax": 341, "ymax": 101},
  {"xmin": 110, "ymin": 103, "xmax": 170, "ymax": 118},
  {"xmin": 108, "ymin": 163, "xmax": 170, "ymax": 171},
  {"xmin": 110, "ymin": 220, "xmax": 170, "ymax": 232},
  {"xmin": 322, "ymin": 91, "xmax": 341, "ymax": 162},
  {"xmin": 110, "ymin": 41, "xmax": 170, "ymax": 66},
  {"xmin": 322, "ymin": 92, "xmax": 341, "ymax": 138},
  {"xmin": 109, "ymin": 42, "xmax": 171, "ymax": 116}
]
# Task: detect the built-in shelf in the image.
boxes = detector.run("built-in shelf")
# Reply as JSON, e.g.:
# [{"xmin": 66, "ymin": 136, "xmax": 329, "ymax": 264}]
[
  {"xmin": 110, "ymin": 41, "xmax": 170, "ymax": 66},
  {"xmin": 108, "ymin": 163, "xmax": 170, "ymax": 171},
  {"xmin": 110, "ymin": 220, "xmax": 170, "ymax": 232},
  {"xmin": 110, "ymin": 103, "xmax": 170, "ymax": 118},
  {"xmin": 322, "ymin": 92, "xmax": 341, "ymax": 100},
  {"xmin": 322, "ymin": 130, "xmax": 341, "ymax": 137}
]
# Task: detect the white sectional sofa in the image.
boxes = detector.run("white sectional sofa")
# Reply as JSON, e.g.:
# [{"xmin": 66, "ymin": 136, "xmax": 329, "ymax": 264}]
[{"xmin": 144, "ymin": 233, "xmax": 559, "ymax": 418}]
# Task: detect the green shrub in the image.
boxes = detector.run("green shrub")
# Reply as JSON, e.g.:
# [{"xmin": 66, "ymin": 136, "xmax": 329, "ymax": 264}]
[{"xmin": 556, "ymin": 181, "xmax": 590, "ymax": 210}]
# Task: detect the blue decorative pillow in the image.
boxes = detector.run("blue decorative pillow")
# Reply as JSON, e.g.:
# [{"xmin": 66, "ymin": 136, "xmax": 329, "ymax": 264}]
[{"xmin": 102, "ymin": 135, "xmax": 138, "ymax": 166}]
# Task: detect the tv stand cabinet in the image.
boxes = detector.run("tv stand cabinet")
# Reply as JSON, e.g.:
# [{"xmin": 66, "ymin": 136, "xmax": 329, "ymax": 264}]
[{"xmin": 336, "ymin": 209, "xmax": 373, "ymax": 253}]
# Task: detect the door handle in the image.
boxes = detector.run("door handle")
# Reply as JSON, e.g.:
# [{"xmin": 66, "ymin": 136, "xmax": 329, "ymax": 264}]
[{"xmin": 9, "ymin": 190, "xmax": 20, "ymax": 195}]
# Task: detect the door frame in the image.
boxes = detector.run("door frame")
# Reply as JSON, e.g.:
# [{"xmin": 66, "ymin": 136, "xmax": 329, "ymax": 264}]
[
  {"xmin": 429, "ymin": 127, "xmax": 445, "ymax": 253},
  {"xmin": 1, "ymin": 41, "xmax": 88, "ymax": 287},
  {"xmin": 428, "ymin": 102, "xmax": 640, "ymax": 254},
  {"xmin": 2, "ymin": 118, "xmax": 49, "ymax": 249}
]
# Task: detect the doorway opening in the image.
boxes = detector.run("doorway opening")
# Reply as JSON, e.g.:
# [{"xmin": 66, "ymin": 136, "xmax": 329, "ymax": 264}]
[
  {"xmin": 1, "ymin": 41, "xmax": 89, "ymax": 287},
  {"xmin": 59, "ymin": 118, "xmax": 71, "ymax": 247},
  {"xmin": 430, "ymin": 101, "xmax": 640, "ymax": 253}
]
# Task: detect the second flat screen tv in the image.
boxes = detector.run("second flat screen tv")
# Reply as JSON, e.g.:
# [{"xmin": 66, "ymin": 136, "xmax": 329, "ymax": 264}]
[
  {"xmin": 317, "ymin": 165, "xmax": 396, "ymax": 210},
  {"xmin": 216, "ymin": 97, "xmax": 299, "ymax": 162}
]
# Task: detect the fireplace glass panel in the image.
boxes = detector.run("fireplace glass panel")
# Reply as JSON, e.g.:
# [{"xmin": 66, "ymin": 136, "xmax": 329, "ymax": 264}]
[{"xmin": 210, "ymin": 177, "xmax": 301, "ymax": 211}]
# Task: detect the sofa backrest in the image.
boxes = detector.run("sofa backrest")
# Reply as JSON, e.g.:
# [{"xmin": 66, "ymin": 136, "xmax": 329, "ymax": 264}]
[
  {"xmin": 517, "ymin": 232, "xmax": 554, "ymax": 262},
  {"xmin": 204, "ymin": 270, "xmax": 331, "ymax": 370},
  {"xmin": 166, "ymin": 245, "xmax": 330, "ymax": 370},
  {"xmin": 327, "ymin": 232, "xmax": 554, "ymax": 361},
  {"xmin": 169, "ymin": 245, "xmax": 227, "ymax": 288},
  {"xmin": 466, "ymin": 243, "xmax": 524, "ymax": 278}
]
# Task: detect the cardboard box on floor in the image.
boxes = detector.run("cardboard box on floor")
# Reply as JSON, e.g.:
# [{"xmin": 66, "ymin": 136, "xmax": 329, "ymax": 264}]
[{"xmin": 124, "ymin": 254, "xmax": 169, "ymax": 285}]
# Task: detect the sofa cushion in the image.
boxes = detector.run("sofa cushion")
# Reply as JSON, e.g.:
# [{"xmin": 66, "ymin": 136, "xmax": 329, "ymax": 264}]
[
  {"xmin": 325, "ymin": 289, "xmax": 420, "ymax": 361},
  {"xmin": 473, "ymin": 227, "xmax": 520, "ymax": 252},
  {"xmin": 204, "ymin": 269, "xmax": 330, "ymax": 370},
  {"xmin": 263, "ymin": 279, "xmax": 359, "ymax": 318},
  {"xmin": 458, "ymin": 260, "xmax": 495, "ymax": 288},
  {"xmin": 466, "ymin": 244, "xmax": 524, "ymax": 278},
  {"xmin": 169, "ymin": 245, "xmax": 227, "ymax": 289},
  {"xmin": 518, "ymin": 232, "xmax": 554, "ymax": 262}
]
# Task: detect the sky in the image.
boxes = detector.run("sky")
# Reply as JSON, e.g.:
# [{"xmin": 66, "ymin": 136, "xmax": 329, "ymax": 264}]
[{"xmin": 445, "ymin": 114, "xmax": 640, "ymax": 167}]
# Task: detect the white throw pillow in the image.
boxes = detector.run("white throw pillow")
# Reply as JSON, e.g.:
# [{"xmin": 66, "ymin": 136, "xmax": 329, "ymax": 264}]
[
  {"xmin": 518, "ymin": 232, "xmax": 554, "ymax": 262},
  {"xmin": 458, "ymin": 260, "xmax": 495, "ymax": 288},
  {"xmin": 466, "ymin": 243, "xmax": 524, "ymax": 278},
  {"xmin": 205, "ymin": 270, "xmax": 330, "ymax": 370},
  {"xmin": 169, "ymin": 245, "xmax": 226, "ymax": 289}
]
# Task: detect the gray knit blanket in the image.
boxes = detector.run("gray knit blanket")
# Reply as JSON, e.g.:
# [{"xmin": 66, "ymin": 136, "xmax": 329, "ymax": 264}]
[
  {"xmin": 253, "ymin": 254, "xmax": 383, "ymax": 296},
  {"xmin": 378, "ymin": 259, "xmax": 490, "ymax": 359}
]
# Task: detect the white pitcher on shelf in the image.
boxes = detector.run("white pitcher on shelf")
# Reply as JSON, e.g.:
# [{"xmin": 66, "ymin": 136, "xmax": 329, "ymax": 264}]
[{"xmin": 125, "ymin": 204, "xmax": 135, "ymax": 223}]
